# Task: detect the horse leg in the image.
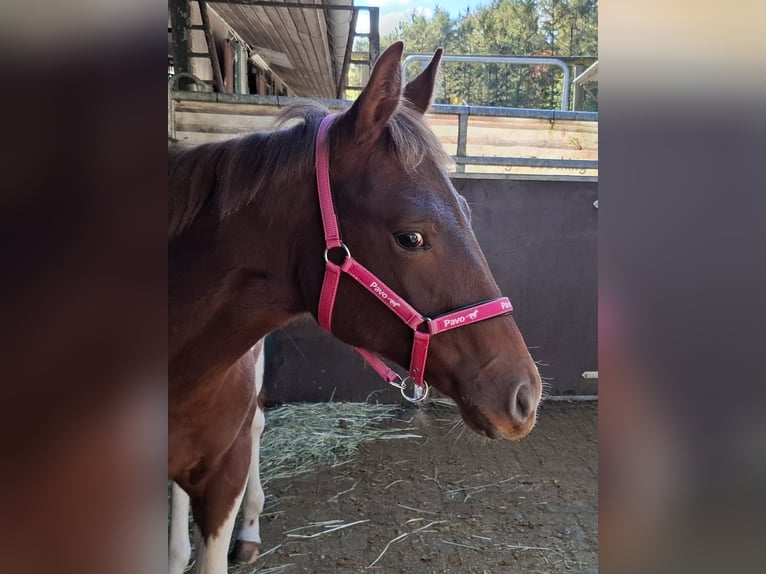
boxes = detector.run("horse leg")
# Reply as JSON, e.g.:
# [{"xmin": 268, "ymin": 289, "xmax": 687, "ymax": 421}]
[
  {"xmin": 191, "ymin": 437, "xmax": 251, "ymax": 574},
  {"xmin": 169, "ymin": 482, "xmax": 192, "ymax": 574},
  {"xmin": 191, "ymin": 480, "xmax": 247, "ymax": 574},
  {"xmin": 231, "ymin": 408, "xmax": 265, "ymax": 562},
  {"xmin": 232, "ymin": 342, "xmax": 266, "ymax": 564}
]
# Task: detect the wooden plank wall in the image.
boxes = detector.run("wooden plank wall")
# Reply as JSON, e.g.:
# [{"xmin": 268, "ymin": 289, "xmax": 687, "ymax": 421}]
[
  {"xmin": 425, "ymin": 113, "xmax": 597, "ymax": 178},
  {"xmin": 173, "ymin": 99, "xmax": 598, "ymax": 178}
]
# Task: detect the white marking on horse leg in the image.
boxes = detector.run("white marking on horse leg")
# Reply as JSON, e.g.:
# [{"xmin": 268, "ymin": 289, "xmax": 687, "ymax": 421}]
[
  {"xmin": 193, "ymin": 482, "xmax": 246, "ymax": 574},
  {"xmin": 252, "ymin": 340, "xmax": 265, "ymax": 397},
  {"xmin": 168, "ymin": 482, "xmax": 191, "ymax": 574},
  {"xmin": 237, "ymin": 344, "xmax": 266, "ymax": 545},
  {"xmin": 237, "ymin": 407, "xmax": 266, "ymax": 545}
]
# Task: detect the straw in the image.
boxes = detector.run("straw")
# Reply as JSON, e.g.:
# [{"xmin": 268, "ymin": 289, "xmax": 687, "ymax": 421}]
[
  {"xmin": 440, "ymin": 540, "xmax": 482, "ymax": 551},
  {"xmin": 367, "ymin": 519, "xmax": 448, "ymax": 568},
  {"xmin": 367, "ymin": 532, "xmax": 409, "ymax": 568},
  {"xmin": 396, "ymin": 503, "xmax": 439, "ymax": 515},
  {"xmin": 260, "ymin": 402, "xmax": 409, "ymax": 485},
  {"xmin": 285, "ymin": 519, "xmax": 370, "ymax": 540},
  {"xmin": 443, "ymin": 475, "xmax": 525, "ymax": 502}
]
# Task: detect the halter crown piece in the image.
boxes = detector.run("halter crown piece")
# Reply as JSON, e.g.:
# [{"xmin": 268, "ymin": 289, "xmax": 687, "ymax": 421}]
[{"xmin": 314, "ymin": 114, "xmax": 514, "ymax": 402}]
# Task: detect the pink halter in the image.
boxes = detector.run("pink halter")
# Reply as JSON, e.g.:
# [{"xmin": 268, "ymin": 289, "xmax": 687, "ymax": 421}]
[{"xmin": 315, "ymin": 114, "xmax": 514, "ymax": 402}]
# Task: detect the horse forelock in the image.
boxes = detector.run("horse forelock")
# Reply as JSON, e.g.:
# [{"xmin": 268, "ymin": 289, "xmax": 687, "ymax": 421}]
[
  {"xmin": 275, "ymin": 99, "xmax": 451, "ymax": 174},
  {"xmin": 386, "ymin": 104, "xmax": 453, "ymax": 173},
  {"xmin": 167, "ymin": 99, "xmax": 450, "ymax": 237}
]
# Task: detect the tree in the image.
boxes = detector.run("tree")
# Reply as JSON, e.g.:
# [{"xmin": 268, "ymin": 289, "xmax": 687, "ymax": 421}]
[{"xmin": 380, "ymin": 0, "xmax": 598, "ymax": 110}]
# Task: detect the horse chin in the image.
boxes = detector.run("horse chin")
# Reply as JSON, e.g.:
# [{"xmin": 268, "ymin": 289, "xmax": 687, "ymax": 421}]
[{"xmin": 454, "ymin": 400, "xmax": 537, "ymax": 441}]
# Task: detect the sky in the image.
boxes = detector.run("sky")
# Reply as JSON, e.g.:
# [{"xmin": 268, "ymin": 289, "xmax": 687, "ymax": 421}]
[{"xmin": 356, "ymin": 0, "xmax": 490, "ymax": 37}]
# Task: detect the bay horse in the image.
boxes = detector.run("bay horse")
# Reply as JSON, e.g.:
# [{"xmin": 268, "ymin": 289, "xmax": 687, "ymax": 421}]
[{"xmin": 169, "ymin": 41, "xmax": 541, "ymax": 573}]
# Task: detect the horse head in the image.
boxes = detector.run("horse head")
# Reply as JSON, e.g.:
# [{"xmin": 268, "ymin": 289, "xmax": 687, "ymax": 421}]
[{"xmin": 311, "ymin": 42, "xmax": 542, "ymax": 440}]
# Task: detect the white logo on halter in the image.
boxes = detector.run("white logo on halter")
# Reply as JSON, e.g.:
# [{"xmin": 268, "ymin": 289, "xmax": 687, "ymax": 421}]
[
  {"xmin": 501, "ymin": 301, "xmax": 512, "ymax": 310},
  {"xmin": 370, "ymin": 281, "xmax": 401, "ymax": 309},
  {"xmin": 443, "ymin": 309, "xmax": 479, "ymax": 328}
]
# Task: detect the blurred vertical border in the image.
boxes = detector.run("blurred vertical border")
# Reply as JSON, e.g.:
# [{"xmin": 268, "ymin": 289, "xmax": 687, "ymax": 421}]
[
  {"xmin": 2, "ymin": 1, "xmax": 765, "ymax": 573},
  {"xmin": 600, "ymin": 1, "xmax": 766, "ymax": 572},
  {"xmin": 0, "ymin": 2, "xmax": 167, "ymax": 573}
]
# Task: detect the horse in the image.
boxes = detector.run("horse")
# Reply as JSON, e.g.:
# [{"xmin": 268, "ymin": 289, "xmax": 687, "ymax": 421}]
[
  {"xmin": 168, "ymin": 340, "xmax": 266, "ymax": 574},
  {"xmin": 168, "ymin": 41, "xmax": 542, "ymax": 574}
]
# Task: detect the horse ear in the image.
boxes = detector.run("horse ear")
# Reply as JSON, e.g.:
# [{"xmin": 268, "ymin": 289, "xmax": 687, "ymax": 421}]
[
  {"xmin": 346, "ymin": 41, "xmax": 404, "ymax": 143},
  {"xmin": 403, "ymin": 48, "xmax": 443, "ymax": 114}
]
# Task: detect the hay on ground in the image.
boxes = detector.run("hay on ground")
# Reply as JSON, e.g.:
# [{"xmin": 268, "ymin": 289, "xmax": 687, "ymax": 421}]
[{"xmin": 260, "ymin": 402, "xmax": 412, "ymax": 485}]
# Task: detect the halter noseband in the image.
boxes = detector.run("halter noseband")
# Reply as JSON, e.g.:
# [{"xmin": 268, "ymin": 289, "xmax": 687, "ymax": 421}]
[{"xmin": 315, "ymin": 114, "xmax": 513, "ymax": 402}]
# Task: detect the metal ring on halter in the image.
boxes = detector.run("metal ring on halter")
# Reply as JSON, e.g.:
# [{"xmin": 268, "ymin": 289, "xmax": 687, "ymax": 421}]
[
  {"xmin": 388, "ymin": 374, "xmax": 406, "ymax": 391},
  {"xmin": 400, "ymin": 376, "xmax": 430, "ymax": 403},
  {"xmin": 323, "ymin": 243, "xmax": 351, "ymax": 263}
]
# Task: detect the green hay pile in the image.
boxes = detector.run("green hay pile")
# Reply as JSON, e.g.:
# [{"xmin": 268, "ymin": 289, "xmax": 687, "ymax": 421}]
[{"xmin": 259, "ymin": 402, "xmax": 415, "ymax": 485}]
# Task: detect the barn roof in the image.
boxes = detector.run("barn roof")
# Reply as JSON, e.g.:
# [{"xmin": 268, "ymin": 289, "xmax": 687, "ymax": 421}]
[{"xmin": 209, "ymin": 0, "xmax": 353, "ymax": 98}]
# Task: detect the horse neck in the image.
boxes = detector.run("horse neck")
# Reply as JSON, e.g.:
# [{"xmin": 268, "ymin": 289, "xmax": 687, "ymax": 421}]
[{"xmin": 169, "ymin": 155, "xmax": 322, "ymax": 385}]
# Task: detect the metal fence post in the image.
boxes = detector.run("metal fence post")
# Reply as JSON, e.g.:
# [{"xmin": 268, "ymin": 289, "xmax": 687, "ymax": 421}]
[
  {"xmin": 456, "ymin": 112, "xmax": 469, "ymax": 174},
  {"xmin": 369, "ymin": 8, "xmax": 380, "ymax": 65}
]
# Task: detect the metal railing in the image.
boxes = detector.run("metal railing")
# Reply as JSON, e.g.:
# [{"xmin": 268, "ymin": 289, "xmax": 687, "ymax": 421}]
[{"xmin": 402, "ymin": 54, "xmax": 572, "ymax": 111}]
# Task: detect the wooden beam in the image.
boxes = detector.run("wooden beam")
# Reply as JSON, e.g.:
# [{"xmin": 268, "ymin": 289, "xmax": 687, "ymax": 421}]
[
  {"xmin": 223, "ymin": 39, "xmax": 234, "ymax": 93},
  {"xmin": 209, "ymin": 1, "xmax": 358, "ymax": 10},
  {"xmin": 369, "ymin": 7, "xmax": 380, "ymax": 65},
  {"xmin": 336, "ymin": 8, "xmax": 359, "ymax": 99},
  {"xmin": 169, "ymin": 0, "xmax": 191, "ymax": 89},
  {"xmin": 199, "ymin": 0, "xmax": 225, "ymax": 93},
  {"xmin": 572, "ymin": 65, "xmax": 584, "ymax": 111}
]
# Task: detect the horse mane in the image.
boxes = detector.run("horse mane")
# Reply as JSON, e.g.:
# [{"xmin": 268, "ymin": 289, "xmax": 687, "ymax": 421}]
[{"xmin": 168, "ymin": 99, "xmax": 451, "ymax": 238}]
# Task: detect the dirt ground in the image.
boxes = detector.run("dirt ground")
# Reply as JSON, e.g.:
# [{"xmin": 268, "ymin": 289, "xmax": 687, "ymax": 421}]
[{"xmin": 233, "ymin": 401, "xmax": 597, "ymax": 574}]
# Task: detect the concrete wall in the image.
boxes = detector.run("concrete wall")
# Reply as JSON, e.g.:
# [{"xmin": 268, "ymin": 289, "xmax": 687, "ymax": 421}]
[{"xmin": 263, "ymin": 176, "xmax": 597, "ymax": 403}]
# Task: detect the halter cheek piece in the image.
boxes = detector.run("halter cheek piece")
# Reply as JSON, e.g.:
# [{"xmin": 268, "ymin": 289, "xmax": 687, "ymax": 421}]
[{"xmin": 315, "ymin": 114, "xmax": 514, "ymax": 402}]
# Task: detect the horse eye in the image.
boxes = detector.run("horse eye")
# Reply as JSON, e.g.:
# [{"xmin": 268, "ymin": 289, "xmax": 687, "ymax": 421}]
[{"xmin": 395, "ymin": 232, "xmax": 426, "ymax": 250}]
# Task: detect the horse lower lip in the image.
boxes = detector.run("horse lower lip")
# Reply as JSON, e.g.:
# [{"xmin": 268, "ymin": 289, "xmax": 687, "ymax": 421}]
[
  {"xmin": 466, "ymin": 413, "xmax": 521, "ymax": 440},
  {"xmin": 459, "ymin": 409, "xmax": 503, "ymax": 439}
]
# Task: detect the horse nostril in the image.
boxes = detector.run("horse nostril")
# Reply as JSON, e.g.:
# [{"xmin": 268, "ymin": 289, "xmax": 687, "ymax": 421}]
[
  {"xmin": 517, "ymin": 391, "xmax": 530, "ymax": 418},
  {"xmin": 510, "ymin": 382, "xmax": 535, "ymax": 423}
]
